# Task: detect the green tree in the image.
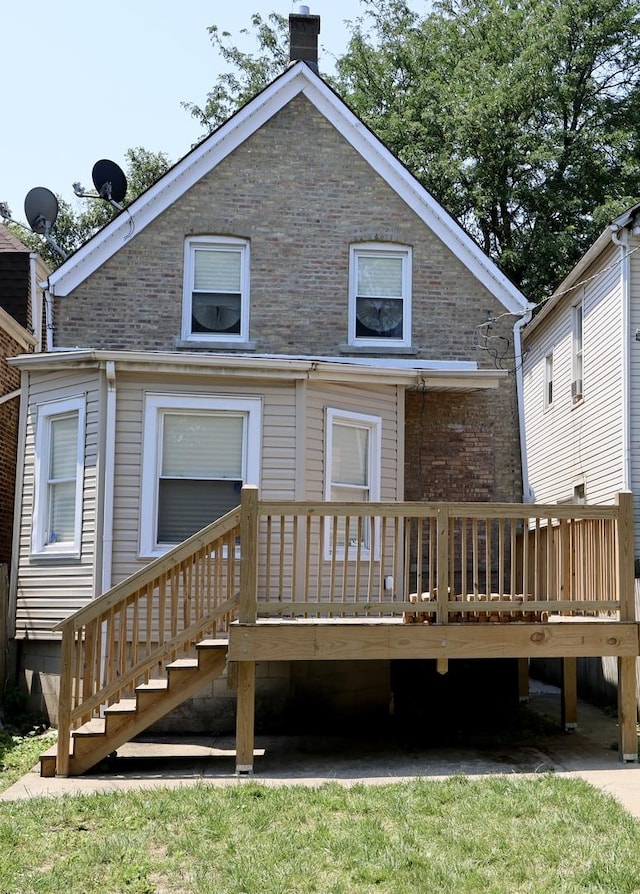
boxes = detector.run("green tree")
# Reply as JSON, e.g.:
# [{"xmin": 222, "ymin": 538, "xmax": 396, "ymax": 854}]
[
  {"xmin": 6, "ymin": 147, "xmax": 172, "ymax": 270},
  {"xmin": 182, "ymin": 12, "xmax": 289, "ymax": 132},
  {"xmin": 335, "ymin": 0, "xmax": 640, "ymax": 301},
  {"xmin": 184, "ymin": 0, "xmax": 640, "ymax": 302}
]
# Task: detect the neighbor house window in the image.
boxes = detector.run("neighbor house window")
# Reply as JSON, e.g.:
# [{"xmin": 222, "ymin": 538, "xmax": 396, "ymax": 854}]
[
  {"xmin": 571, "ymin": 300, "xmax": 583, "ymax": 401},
  {"xmin": 182, "ymin": 237, "xmax": 249, "ymax": 342},
  {"xmin": 140, "ymin": 394, "xmax": 261, "ymax": 556},
  {"xmin": 32, "ymin": 397, "xmax": 85, "ymax": 557},
  {"xmin": 544, "ymin": 352, "xmax": 554, "ymax": 408},
  {"xmin": 325, "ymin": 408, "xmax": 381, "ymax": 558},
  {"xmin": 349, "ymin": 243, "xmax": 412, "ymax": 347}
]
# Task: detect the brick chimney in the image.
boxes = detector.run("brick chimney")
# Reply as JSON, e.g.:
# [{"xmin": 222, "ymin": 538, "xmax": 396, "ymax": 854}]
[{"xmin": 289, "ymin": 6, "xmax": 321, "ymax": 73}]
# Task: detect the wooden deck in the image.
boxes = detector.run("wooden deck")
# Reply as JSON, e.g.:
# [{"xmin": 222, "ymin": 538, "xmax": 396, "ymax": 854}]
[{"xmin": 49, "ymin": 487, "xmax": 640, "ymax": 776}]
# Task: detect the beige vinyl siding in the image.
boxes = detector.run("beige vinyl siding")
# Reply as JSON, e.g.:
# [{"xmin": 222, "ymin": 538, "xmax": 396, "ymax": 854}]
[
  {"xmin": 110, "ymin": 377, "xmax": 297, "ymax": 585},
  {"xmin": 14, "ymin": 369, "xmax": 101, "ymax": 638},
  {"xmin": 304, "ymin": 381, "xmax": 402, "ymax": 501},
  {"xmin": 627, "ymin": 238, "xmax": 640, "ymax": 553},
  {"xmin": 523, "ymin": 243, "xmax": 624, "ymax": 506}
]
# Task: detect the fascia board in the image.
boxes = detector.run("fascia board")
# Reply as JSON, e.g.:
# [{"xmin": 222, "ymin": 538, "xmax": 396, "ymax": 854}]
[
  {"xmin": 48, "ymin": 66, "xmax": 311, "ymax": 297},
  {"xmin": 49, "ymin": 63, "xmax": 529, "ymax": 317},
  {"xmin": 303, "ymin": 78, "xmax": 530, "ymax": 317}
]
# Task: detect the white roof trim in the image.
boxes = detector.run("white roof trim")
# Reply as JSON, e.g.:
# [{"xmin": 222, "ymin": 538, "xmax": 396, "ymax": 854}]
[
  {"xmin": 48, "ymin": 63, "xmax": 529, "ymax": 316},
  {"xmin": 8, "ymin": 348, "xmax": 505, "ymax": 390}
]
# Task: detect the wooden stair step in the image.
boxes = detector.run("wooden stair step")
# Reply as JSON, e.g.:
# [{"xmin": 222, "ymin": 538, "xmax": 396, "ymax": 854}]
[
  {"xmin": 104, "ymin": 699, "xmax": 137, "ymax": 715},
  {"xmin": 167, "ymin": 658, "xmax": 199, "ymax": 671},
  {"xmin": 73, "ymin": 717, "xmax": 106, "ymax": 737},
  {"xmin": 197, "ymin": 637, "xmax": 229, "ymax": 649},
  {"xmin": 136, "ymin": 679, "xmax": 169, "ymax": 693}
]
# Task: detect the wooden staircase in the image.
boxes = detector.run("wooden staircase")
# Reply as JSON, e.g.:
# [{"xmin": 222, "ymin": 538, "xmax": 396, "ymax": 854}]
[{"xmin": 41, "ymin": 638, "xmax": 230, "ymax": 777}]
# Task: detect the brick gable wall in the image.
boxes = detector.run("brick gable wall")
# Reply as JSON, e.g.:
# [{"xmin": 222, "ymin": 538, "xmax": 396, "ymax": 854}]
[{"xmin": 54, "ymin": 93, "xmax": 522, "ymax": 503}]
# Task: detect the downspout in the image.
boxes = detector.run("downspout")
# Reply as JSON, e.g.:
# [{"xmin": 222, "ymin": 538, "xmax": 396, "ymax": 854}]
[
  {"xmin": 514, "ymin": 309, "xmax": 534, "ymax": 502},
  {"xmin": 611, "ymin": 227, "xmax": 632, "ymax": 491},
  {"xmin": 99, "ymin": 360, "xmax": 117, "ymax": 690},
  {"xmin": 101, "ymin": 360, "xmax": 117, "ymax": 595},
  {"xmin": 44, "ymin": 288, "xmax": 54, "ymax": 352}
]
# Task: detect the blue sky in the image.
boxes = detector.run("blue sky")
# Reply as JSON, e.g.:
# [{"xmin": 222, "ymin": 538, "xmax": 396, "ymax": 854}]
[{"xmin": 1, "ymin": 1, "xmax": 422, "ymax": 231}]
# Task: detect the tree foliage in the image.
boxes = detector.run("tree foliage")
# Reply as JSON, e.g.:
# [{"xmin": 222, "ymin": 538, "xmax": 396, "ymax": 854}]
[
  {"xmin": 7, "ymin": 147, "xmax": 172, "ymax": 270},
  {"xmin": 185, "ymin": 0, "xmax": 640, "ymax": 302}
]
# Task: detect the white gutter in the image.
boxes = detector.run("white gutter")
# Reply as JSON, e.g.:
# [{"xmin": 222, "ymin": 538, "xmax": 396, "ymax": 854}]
[
  {"xmin": 514, "ymin": 309, "xmax": 534, "ymax": 501},
  {"xmin": 612, "ymin": 228, "xmax": 632, "ymax": 490}
]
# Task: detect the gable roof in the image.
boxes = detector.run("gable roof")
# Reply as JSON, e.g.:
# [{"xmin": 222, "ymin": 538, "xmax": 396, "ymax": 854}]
[
  {"xmin": 47, "ymin": 62, "xmax": 530, "ymax": 316},
  {"xmin": 0, "ymin": 223, "xmax": 30, "ymax": 253},
  {"xmin": 523, "ymin": 201, "xmax": 640, "ymax": 339}
]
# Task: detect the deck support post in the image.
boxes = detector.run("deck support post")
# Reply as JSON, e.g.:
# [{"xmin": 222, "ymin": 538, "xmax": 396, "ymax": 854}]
[
  {"xmin": 56, "ymin": 626, "xmax": 75, "ymax": 777},
  {"xmin": 235, "ymin": 660, "xmax": 256, "ymax": 774},
  {"xmin": 517, "ymin": 658, "xmax": 529, "ymax": 701},
  {"xmin": 618, "ymin": 655, "xmax": 638, "ymax": 762},
  {"xmin": 561, "ymin": 657, "xmax": 577, "ymax": 731}
]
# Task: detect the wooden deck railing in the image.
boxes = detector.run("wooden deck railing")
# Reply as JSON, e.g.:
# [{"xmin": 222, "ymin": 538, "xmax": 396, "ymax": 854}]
[
  {"xmin": 53, "ymin": 509, "xmax": 242, "ymax": 776},
  {"xmin": 53, "ymin": 488, "xmax": 635, "ymax": 774},
  {"xmin": 238, "ymin": 487, "xmax": 635, "ymax": 625}
]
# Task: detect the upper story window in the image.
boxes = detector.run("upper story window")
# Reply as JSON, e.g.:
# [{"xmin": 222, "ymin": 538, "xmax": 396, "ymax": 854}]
[
  {"xmin": 32, "ymin": 396, "xmax": 85, "ymax": 558},
  {"xmin": 348, "ymin": 243, "xmax": 412, "ymax": 348},
  {"xmin": 182, "ymin": 237, "xmax": 250, "ymax": 343},
  {"xmin": 544, "ymin": 352, "xmax": 554, "ymax": 408},
  {"xmin": 571, "ymin": 299, "xmax": 583, "ymax": 402}
]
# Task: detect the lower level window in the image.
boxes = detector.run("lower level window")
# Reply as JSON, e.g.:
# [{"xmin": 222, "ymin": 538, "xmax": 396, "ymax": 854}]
[
  {"xmin": 32, "ymin": 397, "xmax": 85, "ymax": 557},
  {"xmin": 325, "ymin": 408, "xmax": 381, "ymax": 558},
  {"xmin": 140, "ymin": 394, "xmax": 261, "ymax": 556}
]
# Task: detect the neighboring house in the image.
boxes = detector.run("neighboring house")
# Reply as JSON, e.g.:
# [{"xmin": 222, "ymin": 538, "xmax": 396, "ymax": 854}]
[
  {"xmin": 10, "ymin": 13, "xmax": 531, "ymax": 728},
  {"xmin": 0, "ymin": 225, "xmax": 44, "ymax": 565},
  {"xmin": 0, "ymin": 224, "xmax": 45, "ymax": 693},
  {"xmin": 521, "ymin": 202, "xmax": 640, "ymax": 703}
]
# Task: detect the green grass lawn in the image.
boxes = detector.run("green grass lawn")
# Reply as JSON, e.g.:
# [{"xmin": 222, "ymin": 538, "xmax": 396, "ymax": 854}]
[{"xmin": 1, "ymin": 734, "xmax": 640, "ymax": 894}]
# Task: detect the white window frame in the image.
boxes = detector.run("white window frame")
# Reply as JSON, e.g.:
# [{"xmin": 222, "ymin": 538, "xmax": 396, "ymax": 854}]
[
  {"xmin": 181, "ymin": 236, "xmax": 250, "ymax": 343},
  {"xmin": 140, "ymin": 394, "xmax": 262, "ymax": 557},
  {"xmin": 324, "ymin": 408, "xmax": 382, "ymax": 561},
  {"xmin": 544, "ymin": 352, "xmax": 554, "ymax": 409},
  {"xmin": 571, "ymin": 299, "xmax": 584, "ymax": 402},
  {"xmin": 32, "ymin": 396, "xmax": 85, "ymax": 558},
  {"xmin": 348, "ymin": 243, "xmax": 412, "ymax": 348}
]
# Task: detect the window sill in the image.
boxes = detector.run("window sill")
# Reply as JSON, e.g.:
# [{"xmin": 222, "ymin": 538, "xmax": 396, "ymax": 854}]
[
  {"xmin": 174, "ymin": 339, "xmax": 257, "ymax": 352},
  {"xmin": 339, "ymin": 344, "xmax": 417, "ymax": 355},
  {"xmin": 30, "ymin": 549, "xmax": 82, "ymax": 563}
]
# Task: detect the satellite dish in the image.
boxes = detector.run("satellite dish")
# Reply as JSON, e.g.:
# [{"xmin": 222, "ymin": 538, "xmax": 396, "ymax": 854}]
[
  {"xmin": 24, "ymin": 187, "xmax": 59, "ymax": 235},
  {"xmin": 356, "ymin": 298, "xmax": 404, "ymax": 337},
  {"xmin": 92, "ymin": 159, "xmax": 127, "ymax": 205}
]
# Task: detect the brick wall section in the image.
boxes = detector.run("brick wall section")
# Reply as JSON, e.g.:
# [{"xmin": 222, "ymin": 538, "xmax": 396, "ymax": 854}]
[
  {"xmin": 0, "ymin": 326, "xmax": 25, "ymax": 565},
  {"xmin": 54, "ymin": 93, "xmax": 523, "ymax": 503}
]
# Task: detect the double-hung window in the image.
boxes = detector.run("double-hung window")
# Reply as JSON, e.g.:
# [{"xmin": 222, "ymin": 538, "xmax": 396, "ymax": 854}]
[
  {"xmin": 349, "ymin": 243, "xmax": 412, "ymax": 347},
  {"xmin": 544, "ymin": 352, "xmax": 554, "ymax": 409},
  {"xmin": 571, "ymin": 300, "xmax": 583, "ymax": 402},
  {"xmin": 182, "ymin": 237, "xmax": 249, "ymax": 343},
  {"xmin": 325, "ymin": 408, "xmax": 381, "ymax": 558},
  {"xmin": 140, "ymin": 394, "xmax": 261, "ymax": 556},
  {"xmin": 32, "ymin": 397, "xmax": 85, "ymax": 557}
]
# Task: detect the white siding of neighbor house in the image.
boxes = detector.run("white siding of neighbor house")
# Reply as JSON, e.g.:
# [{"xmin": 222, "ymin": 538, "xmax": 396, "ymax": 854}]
[
  {"xmin": 14, "ymin": 369, "xmax": 102, "ymax": 638},
  {"xmin": 627, "ymin": 238, "xmax": 640, "ymax": 552},
  {"xmin": 523, "ymin": 242, "xmax": 625, "ymax": 507}
]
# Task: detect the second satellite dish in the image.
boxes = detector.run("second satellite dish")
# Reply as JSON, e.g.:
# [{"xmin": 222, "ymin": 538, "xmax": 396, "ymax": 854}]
[
  {"xmin": 92, "ymin": 159, "xmax": 127, "ymax": 205},
  {"xmin": 24, "ymin": 187, "xmax": 59, "ymax": 235}
]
